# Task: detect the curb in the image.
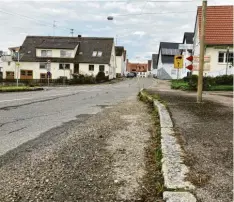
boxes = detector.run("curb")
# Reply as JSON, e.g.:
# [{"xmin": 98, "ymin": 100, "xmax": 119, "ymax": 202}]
[{"xmin": 139, "ymin": 90, "xmax": 196, "ymax": 202}]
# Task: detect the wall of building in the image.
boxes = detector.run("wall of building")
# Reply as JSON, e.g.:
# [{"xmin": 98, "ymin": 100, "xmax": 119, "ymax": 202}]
[
  {"xmin": 79, "ymin": 63, "xmax": 110, "ymax": 77},
  {"xmin": 2, "ymin": 61, "xmax": 74, "ymax": 79},
  {"xmin": 116, "ymin": 55, "xmax": 123, "ymax": 75},
  {"xmin": 192, "ymin": 47, "xmax": 233, "ymax": 76},
  {"xmin": 109, "ymin": 44, "xmax": 116, "ymax": 79}
]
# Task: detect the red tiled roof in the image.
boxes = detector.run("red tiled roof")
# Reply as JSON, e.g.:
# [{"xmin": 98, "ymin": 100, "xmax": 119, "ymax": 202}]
[{"xmin": 197, "ymin": 5, "xmax": 233, "ymax": 45}]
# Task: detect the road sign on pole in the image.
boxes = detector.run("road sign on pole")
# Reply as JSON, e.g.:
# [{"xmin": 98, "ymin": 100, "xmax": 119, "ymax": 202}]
[
  {"xmin": 174, "ymin": 55, "xmax": 183, "ymax": 69},
  {"xmin": 178, "ymin": 44, "xmax": 193, "ymax": 50}
]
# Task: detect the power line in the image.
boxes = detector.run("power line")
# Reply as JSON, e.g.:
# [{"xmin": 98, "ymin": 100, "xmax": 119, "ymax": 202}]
[
  {"xmin": 114, "ymin": 10, "xmax": 196, "ymax": 16},
  {"xmin": 0, "ymin": 9, "xmax": 74, "ymax": 33}
]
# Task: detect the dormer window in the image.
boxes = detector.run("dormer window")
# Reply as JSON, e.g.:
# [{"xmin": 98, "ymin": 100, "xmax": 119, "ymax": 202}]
[
  {"xmin": 92, "ymin": 51, "xmax": 97, "ymax": 57},
  {"xmin": 97, "ymin": 51, "xmax": 102, "ymax": 57},
  {"xmin": 92, "ymin": 51, "xmax": 102, "ymax": 57},
  {"xmin": 60, "ymin": 50, "xmax": 72, "ymax": 58},
  {"xmin": 41, "ymin": 50, "xmax": 52, "ymax": 57}
]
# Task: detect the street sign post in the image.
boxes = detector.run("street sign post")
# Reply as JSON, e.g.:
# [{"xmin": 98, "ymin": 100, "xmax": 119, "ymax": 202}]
[
  {"xmin": 46, "ymin": 60, "xmax": 51, "ymax": 87},
  {"xmin": 178, "ymin": 44, "xmax": 193, "ymax": 50},
  {"xmin": 174, "ymin": 55, "xmax": 183, "ymax": 80}
]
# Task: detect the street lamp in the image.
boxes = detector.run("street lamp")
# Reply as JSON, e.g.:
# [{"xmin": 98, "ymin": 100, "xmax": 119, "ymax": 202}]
[{"xmin": 107, "ymin": 16, "xmax": 114, "ymax": 21}]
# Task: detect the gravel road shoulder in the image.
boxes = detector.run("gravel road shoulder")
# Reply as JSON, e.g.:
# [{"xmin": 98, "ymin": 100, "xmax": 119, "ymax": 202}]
[{"xmin": 0, "ymin": 96, "xmax": 160, "ymax": 201}]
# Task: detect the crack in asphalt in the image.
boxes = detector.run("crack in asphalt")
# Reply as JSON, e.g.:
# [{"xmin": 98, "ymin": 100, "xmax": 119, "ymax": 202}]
[
  {"xmin": 8, "ymin": 127, "xmax": 27, "ymax": 134},
  {"xmin": 0, "ymin": 92, "xmax": 80, "ymax": 111},
  {"xmin": 0, "ymin": 112, "xmax": 59, "ymax": 128}
]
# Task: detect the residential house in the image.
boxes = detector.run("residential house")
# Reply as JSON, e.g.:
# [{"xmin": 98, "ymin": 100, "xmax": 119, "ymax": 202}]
[
  {"xmin": 156, "ymin": 42, "xmax": 180, "ymax": 79},
  {"xmin": 2, "ymin": 35, "xmax": 117, "ymax": 80},
  {"xmin": 115, "ymin": 46, "xmax": 126, "ymax": 76},
  {"xmin": 147, "ymin": 60, "xmax": 152, "ymax": 75},
  {"xmin": 193, "ymin": 5, "xmax": 233, "ymax": 76},
  {"xmin": 127, "ymin": 61, "xmax": 148, "ymax": 77},
  {"xmin": 151, "ymin": 54, "xmax": 158, "ymax": 76},
  {"xmin": 180, "ymin": 32, "xmax": 194, "ymax": 78}
]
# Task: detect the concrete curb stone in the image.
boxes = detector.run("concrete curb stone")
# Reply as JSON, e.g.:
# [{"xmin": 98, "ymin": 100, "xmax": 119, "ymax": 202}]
[{"xmin": 139, "ymin": 90, "xmax": 196, "ymax": 202}]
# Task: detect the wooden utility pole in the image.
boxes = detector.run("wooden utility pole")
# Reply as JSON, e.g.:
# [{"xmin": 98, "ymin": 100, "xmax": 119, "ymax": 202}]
[{"xmin": 197, "ymin": 0, "xmax": 207, "ymax": 103}]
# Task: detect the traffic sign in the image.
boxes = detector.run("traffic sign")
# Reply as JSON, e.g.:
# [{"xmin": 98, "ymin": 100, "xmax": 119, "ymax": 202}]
[
  {"xmin": 186, "ymin": 64, "xmax": 193, "ymax": 71},
  {"xmin": 16, "ymin": 62, "xmax": 20, "ymax": 67},
  {"xmin": 174, "ymin": 55, "xmax": 183, "ymax": 69},
  {"xmin": 178, "ymin": 44, "xmax": 193, "ymax": 50},
  {"xmin": 193, "ymin": 56, "xmax": 210, "ymax": 63},
  {"xmin": 186, "ymin": 55, "xmax": 193, "ymax": 62}
]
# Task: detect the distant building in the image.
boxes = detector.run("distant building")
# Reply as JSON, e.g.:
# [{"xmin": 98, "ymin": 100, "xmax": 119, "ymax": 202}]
[
  {"xmin": 127, "ymin": 62, "xmax": 148, "ymax": 77},
  {"xmin": 151, "ymin": 54, "xmax": 158, "ymax": 76},
  {"xmin": 115, "ymin": 46, "xmax": 126, "ymax": 76},
  {"xmin": 193, "ymin": 5, "xmax": 233, "ymax": 76},
  {"xmin": 156, "ymin": 42, "xmax": 180, "ymax": 80},
  {"xmin": 1, "ymin": 36, "xmax": 117, "ymax": 80}
]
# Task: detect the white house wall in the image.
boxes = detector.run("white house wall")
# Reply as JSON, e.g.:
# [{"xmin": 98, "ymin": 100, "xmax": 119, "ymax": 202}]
[
  {"xmin": 109, "ymin": 44, "xmax": 116, "ymax": 79},
  {"xmin": 2, "ymin": 62, "xmax": 74, "ymax": 79},
  {"xmin": 79, "ymin": 63, "xmax": 110, "ymax": 77},
  {"xmin": 193, "ymin": 47, "xmax": 233, "ymax": 76}
]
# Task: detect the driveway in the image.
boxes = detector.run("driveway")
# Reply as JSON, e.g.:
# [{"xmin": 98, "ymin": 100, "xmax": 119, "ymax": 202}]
[{"xmin": 147, "ymin": 80, "xmax": 233, "ymax": 202}]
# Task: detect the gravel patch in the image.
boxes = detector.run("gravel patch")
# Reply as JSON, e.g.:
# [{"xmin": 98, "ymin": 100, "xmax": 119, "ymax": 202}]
[
  {"xmin": 0, "ymin": 96, "xmax": 158, "ymax": 201},
  {"xmin": 147, "ymin": 88, "xmax": 233, "ymax": 202}
]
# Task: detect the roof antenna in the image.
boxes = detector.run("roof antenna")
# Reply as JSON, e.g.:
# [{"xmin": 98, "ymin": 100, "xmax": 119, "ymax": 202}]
[
  {"xmin": 70, "ymin": 29, "xmax": 74, "ymax": 37},
  {"xmin": 53, "ymin": 20, "xmax": 57, "ymax": 37}
]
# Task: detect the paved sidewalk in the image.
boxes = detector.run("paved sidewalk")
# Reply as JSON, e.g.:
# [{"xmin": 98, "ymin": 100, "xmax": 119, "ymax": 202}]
[{"xmin": 147, "ymin": 80, "xmax": 233, "ymax": 202}]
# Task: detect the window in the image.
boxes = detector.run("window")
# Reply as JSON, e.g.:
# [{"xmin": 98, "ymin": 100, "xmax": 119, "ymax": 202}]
[
  {"xmin": 21, "ymin": 70, "xmax": 26, "ymax": 76},
  {"xmin": 40, "ymin": 63, "xmax": 46, "ymax": 69},
  {"xmin": 60, "ymin": 50, "xmax": 72, "ymax": 58},
  {"xmin": 99, "ymin": 65, "xmax": 105, "ymax": 72},
  {"xmin": 8, "ymin": 61, "xmax": 11, "ymax": 66},
  {"xmin": 40, "ymin": 73, "xmax": 46, "ymax": 79},
  {"xmin": 59, "ymin": 64, "xmax": 70, "ymax": 70},
  {"xmin": 27, "ymin": 71, "xmax": 33, "ymax": 76},
  {"xmin": 40, "ymin": 73, "xmax": 51, "ymax": 79},
  {"xmin": 41, "ymin": 50, "xmax": 52, "ymax": 57},
  {"xmin": 92, "ymin": 51, "xmax": 102, "ymax": 57},
  {"xmin": 226, "ymin": 52, "xmax": 233, "ymax": 64},
  {"xmin": 218, "ymin": 52, "xmax": 225, "ymax": 63},
  {"xmin": 89, "ymin": 65, "xmax": 94, "ymax": 71},
  {"xmin": 6, "ymin": 71, "xmax": 14, "ymax": 79},
  {"xmin": 92, "ymin": 51, "xmax": 97, "ymax": 57},
  {"xmin": 97, "ymin": 51, "xmax": 102, "ymax": 57},
  {"xmin": 218, "ymin": 52, "xmax": 233, "ymax": 64}
]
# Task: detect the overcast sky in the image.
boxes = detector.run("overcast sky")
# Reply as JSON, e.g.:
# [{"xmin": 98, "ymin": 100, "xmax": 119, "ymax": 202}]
[{"xmin": 0, "ymin": 0, "xmax": 233, "ymax": 62}]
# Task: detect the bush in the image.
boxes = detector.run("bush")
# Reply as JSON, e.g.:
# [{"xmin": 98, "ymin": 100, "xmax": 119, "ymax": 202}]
[
  {"xmin": 96, "ymin": 72, "xmax": 106, "ymax": 83},
  {"xmin": 116, "ymin": 73, "xmax": 121, "ymax": 78},
  {"xmin": 214, "ymin": 75, "xmax": 233, "ymax": 85},
  {"xmin": 69, "ymin": 74, "xmax": 95, "ymax": 85}
]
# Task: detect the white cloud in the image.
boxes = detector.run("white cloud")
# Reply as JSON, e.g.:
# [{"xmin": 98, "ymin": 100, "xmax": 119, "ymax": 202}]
[{"xmin": 0, "ymin": 0, "xmax": 232, "ymax": 62}]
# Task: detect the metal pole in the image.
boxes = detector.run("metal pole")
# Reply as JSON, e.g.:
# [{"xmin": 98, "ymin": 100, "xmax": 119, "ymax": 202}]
[
  {"xmin": 17, "ymin": 51, "xmax": 19, "ymax": 87},
  {"xmin": 226, "ymin": 46, "xmax": 229, "ymax": 75},
  {"xmin": 197, "ymin": 0, "xmax": 207, "ymax": 103},
  {"xmin": 47, "ymin": 63, "xmax": 49, "ymax": 87},
  {"xmin": 177, "ymin": 69, "xmax": 179, "ymax": 80},
  {"xmin": 63, "ymin": 64, "xmax": 65, "ymax": 86}
]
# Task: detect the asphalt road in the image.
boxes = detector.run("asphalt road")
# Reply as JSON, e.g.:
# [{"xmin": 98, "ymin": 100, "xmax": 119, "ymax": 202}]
[{"xmin": 0, "ymin": 78, "xmax": 154, "ymax": 156}]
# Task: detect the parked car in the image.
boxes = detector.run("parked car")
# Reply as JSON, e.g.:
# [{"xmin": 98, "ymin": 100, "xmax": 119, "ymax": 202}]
[{"xmin": 127, "ymin": 72, "xmax": 135, "ymax": 78}]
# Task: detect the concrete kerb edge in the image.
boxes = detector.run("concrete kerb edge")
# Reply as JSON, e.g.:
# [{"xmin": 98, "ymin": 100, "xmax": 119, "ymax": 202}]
[{"xmin": 139, "ymin": 89, "xmax": 196, "ymax": 202}]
